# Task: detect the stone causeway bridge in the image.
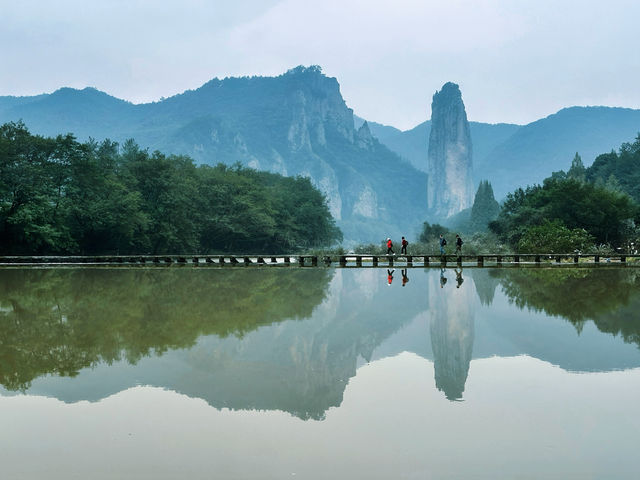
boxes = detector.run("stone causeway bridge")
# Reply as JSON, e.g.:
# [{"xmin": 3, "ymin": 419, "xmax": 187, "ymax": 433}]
[{"xmin": 1, "ymin": 253, "xmax": 639, "ymax": 267}]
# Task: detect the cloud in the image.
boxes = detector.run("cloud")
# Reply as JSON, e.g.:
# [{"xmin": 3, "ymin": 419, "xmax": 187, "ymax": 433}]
[{"xmin": 1, "ymin": 0, "xmax": 639, "ymax": 129}]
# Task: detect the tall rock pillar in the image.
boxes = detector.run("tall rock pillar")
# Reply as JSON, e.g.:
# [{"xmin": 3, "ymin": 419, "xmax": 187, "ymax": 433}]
[{"xmin": 427, "ymin": 82, "xmax": 474, "ymax": 218}]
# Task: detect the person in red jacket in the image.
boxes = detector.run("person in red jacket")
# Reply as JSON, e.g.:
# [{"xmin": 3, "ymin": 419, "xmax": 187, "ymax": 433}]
[
  {"xmin": 386, "ymin": 237, "xmax": 394, "ymax": 255},
  {"xmin": 401, "ymin": 236, "xmax": 408, "ymax": 255},
  {"xmin": 387, "ymin": 269, "xmax": 395, "ymax": 285}
]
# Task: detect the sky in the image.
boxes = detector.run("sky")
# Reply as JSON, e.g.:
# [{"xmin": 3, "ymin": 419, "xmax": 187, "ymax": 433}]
[{"xmin": 1, "ymin": 0, "xmax": 639, "ymax": 130}]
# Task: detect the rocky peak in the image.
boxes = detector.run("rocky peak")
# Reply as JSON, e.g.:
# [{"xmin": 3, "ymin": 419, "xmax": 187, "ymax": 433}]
[
  {"xmin": 427, "ymin": 82, "xmax": 474, "ymax": 218},
  {"xmin": 355, "ymin": 121, "xmax": 375, "ymax": 149},
  {"xmin": 285, "ymin": 66, "xmax": 355, "ymax": 150}
]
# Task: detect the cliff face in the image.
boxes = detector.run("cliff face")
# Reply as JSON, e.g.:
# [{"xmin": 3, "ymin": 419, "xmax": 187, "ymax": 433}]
[
  {"xmin": 427, "ymin": 82, "xmax": 474, "ymax": 218},
  {"xmin": 0, "ymin": 66, "xmax": 427, "ymax": 243}
]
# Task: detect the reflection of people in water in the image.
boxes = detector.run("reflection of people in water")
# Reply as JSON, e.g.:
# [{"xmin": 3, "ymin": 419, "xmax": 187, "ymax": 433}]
[
  {"xmin": 440, "ymin": 268, "xmax": 447, "ymax": 288},
  {"xmin": 387, "ymin": 269, "xmax": 395, "ymax": 285},
  {"xmin": 455, "ymin": 267, "xmax": 464, "ymax": 288},
  {"xmin": 401, "ymin": 269, "xmax": 409, "ymax": 287}
]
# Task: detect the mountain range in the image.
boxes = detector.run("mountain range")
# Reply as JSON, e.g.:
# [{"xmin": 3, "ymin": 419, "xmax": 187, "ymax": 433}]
[
  {"xmin": 359, "ymin": 106, "xmax": 640, "ymax": 200},
  {"xmin": 0, "ymin": 67, "xmax": 428, "ymax": 243},
  {"xmin": 1, "ymin": 66, "xmax": 640, "ymax": 239}
]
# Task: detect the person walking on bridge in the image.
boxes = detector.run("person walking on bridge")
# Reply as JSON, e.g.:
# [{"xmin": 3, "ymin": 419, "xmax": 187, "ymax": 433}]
[
  {"xmin": 455, "ymin": 234, "xmax": 463, "ymax": 255},
  {"xmin": 386, "ymin": 238, "xmax": 395, "ymax": 255},
  {"xmin": 439, "ymin": 234, "xmax": 447, "ymax": 255},
  {"xmin": 401, "ymin": 236, "xmax": 408, "ymax": 255}
]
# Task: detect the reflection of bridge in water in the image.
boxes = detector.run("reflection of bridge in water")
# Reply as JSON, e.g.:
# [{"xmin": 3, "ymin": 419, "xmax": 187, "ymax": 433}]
[{"xmin": 1, "ymin": 253, "xmax": 640, "ymax": 266}]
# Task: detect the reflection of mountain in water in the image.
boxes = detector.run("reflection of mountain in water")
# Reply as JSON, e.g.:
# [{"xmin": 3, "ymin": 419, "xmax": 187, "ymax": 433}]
[
  {"xmin": 428, "ymin": 269, "xmax": 475, "ymax": 400},
  {"xmin": 1, "ymin": 267, "xmax": 640, "ymax": 415},
  {"xmin": 0, "ymin": 268, "xmax": 427, "ymax": 419},
  {"xmin": 471, "ymin": 268, "xmax": 501, "ymax": 305}
]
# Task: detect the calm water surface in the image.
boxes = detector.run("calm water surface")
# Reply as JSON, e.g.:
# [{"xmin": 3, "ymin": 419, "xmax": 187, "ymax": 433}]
[{"xmin": 1, "ymin": 266, "xmax": 639, "ymax": 479}]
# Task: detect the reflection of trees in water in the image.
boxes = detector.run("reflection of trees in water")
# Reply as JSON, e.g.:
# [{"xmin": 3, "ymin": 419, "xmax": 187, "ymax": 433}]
[
  {"xmin": 0, "ymin": 268, "xmax": 429, "ymax": 421},
  {"xmin": 428, "ymin": 269, "xmax": 475, "ymax": 400},
  {"xmin": 496, "ymin": 268, "xmax": 640, "ymax": 347},
  {"xmin": 0, "ymin": 268, "xmax": 332, "ymax": 391}
]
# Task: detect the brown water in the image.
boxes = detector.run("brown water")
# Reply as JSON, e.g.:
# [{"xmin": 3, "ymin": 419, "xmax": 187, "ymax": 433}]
[{"xmin": 1, "ymin": 266, "xmax": 639, "ymax": 479}]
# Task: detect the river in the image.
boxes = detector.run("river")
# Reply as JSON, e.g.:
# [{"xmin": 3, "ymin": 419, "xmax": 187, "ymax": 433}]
[{"xmin": 1, "ymin": 266, "xmax": 639, "ymax": 479}]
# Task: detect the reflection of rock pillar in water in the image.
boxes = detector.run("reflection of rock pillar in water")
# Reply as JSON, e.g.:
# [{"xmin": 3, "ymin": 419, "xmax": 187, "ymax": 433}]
[{"xmin": 428, "ymin": 270, "xmax": 475, "ymax": 400}]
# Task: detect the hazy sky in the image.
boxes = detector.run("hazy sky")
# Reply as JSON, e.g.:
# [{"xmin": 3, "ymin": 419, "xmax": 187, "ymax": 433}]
[{"xmin": 1, "ymin": 0, "xmax": 639, "ymax": 130}]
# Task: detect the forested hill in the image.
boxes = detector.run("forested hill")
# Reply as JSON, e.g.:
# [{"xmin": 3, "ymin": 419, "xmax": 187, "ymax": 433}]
[
  {"xmin": 0, "ymin": 122, "xmax": 341, "ymax": 255},
  {"xmin": 0, "ymin": 66, "xmax": 427, "ymax": 243}
]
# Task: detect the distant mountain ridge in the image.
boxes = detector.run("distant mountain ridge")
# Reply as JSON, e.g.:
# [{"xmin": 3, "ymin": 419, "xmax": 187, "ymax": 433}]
[
  {"xmin": 357, "ymin": 107, "xmax": 640, "ymax": 201},
  {"xmin": 2, "ymin": 68, "xmax": 639, "ymax": 228},
  {"xmin": 479, "ymin": 106, "xmax": 640, "ymax": 198},
  {"xmin": 0, "ymin": 67, "xmax": 427, "ymax": 243}
]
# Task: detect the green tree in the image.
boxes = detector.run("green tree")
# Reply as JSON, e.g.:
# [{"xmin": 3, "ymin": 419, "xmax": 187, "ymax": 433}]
[
  {"xmin": 586, "ymin": 134, "xmax": 640, "ymax": 203},
  {"xmin": 469, "ymin": 180, "xmax": 500, "ymax": 232},
  {"xmin": 63, "ymin": 139, "xmax": 147, "ymax": 254},
  {"xmin": 567, "ymin": 152, "xmax": 586, "ymax": 182},
  {"xmin": 419, "ymin": 222, "xmax": 449, "ymax": 243},
  {"xmin": 517, "ymin": 219, "xmax": 595, "ymax": 253},
  {"xmin": 490, "ymin": 178, "xmax": 638, "ymax": 248},
  {"xmin": 0, "ymin": 122, "xmax": 74, "ymax": 253},
  {"xmin": 0, "ymin": 123, "xmax": 341, "ymax": 255}
]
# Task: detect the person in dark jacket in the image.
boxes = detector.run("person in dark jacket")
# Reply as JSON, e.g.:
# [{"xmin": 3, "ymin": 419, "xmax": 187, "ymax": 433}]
[
  {"xmin": 439, "ymin": 234, "xmax": 447, "ymax": 255},
  {"xmin": 455, "ymin": 234, "xmax": 463, "ymax": 255},
  {"xmin": 401, "ymin": 236, "xmax": 408, "ymax": 255}
]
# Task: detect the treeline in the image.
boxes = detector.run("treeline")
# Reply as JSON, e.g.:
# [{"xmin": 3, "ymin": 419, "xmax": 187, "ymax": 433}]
[
  {"xmin": 0, "ymin": 121, "xmax": 342, "ymax": 254},
  {"xmin": 489, "ymin": 135, "xmax": 640, "ymax": 253}
]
